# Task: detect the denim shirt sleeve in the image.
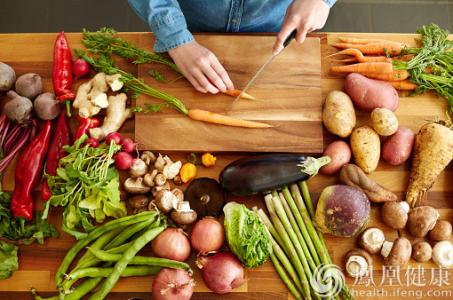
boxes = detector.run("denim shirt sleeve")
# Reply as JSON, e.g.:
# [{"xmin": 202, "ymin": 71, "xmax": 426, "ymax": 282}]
[
  {"xmin": 322, "ymin": 0, "xmax": 337, "ymax": 8},
  {"xmin": 128, "ymin": 0, "xmax": 194, "ymax": 52}
]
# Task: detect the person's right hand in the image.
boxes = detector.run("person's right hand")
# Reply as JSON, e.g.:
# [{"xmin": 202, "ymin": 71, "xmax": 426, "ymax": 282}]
[{"xmin": 168, "ymin": 41, "xmax": 234, "ymax": 94}]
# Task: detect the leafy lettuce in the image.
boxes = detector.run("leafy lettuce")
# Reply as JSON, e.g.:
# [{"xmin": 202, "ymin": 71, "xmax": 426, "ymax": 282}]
[{"xmin": 0, "ymin": 240, "xmax": 18, "ymax": 279}]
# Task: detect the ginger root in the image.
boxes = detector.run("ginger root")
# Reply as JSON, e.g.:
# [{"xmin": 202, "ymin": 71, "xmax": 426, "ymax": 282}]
[{"xmin": 89, "ymin": 93, "xmax": 132, "ymax": 140}]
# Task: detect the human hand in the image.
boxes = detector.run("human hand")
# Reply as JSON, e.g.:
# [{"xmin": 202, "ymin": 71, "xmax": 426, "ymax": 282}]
[
  {"xmin": 273, "ymin": 0, "xmax": 330, "ymax": 55},
  {"xmin": 168, "ymin": 41, "xmax": 234, "ymax": 93}
]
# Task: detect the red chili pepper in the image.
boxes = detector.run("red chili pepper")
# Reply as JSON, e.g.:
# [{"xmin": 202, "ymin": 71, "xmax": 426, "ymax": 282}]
[
  {"xmin": 53, "ymin": 32, "xmax": 75, "ymax": 115},
  {"xmin": 11, "ymin": 120, "xmax": 52, "ymax": 220},
  {"xmin": 75, "ymin": 116, "xmax": 100, "ymax": 141},
  {"xmin": 41, "ymin": 111, "xmax": 71, "ymax": 201}
]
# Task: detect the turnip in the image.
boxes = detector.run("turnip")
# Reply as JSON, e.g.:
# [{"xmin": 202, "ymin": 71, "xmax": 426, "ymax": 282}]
[
  {"xmin": 15, "ymin": 73, "xmax": 42, "ymax": 99},
  {"xmin": 0, "ymin": 62, "xmax": 16, "ymax": 91},
  {"xmin": 34, "ymin": 92, "xmax": 61, "ymax": 120},
  {"xmin": 4, "ymin": 91, "xmax": 33, "ymax": 124}
]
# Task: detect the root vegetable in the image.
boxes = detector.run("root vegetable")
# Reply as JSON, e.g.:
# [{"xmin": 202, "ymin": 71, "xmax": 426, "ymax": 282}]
[
  {"xmin": 115, "ymin": 151, "xmax": 133, "ymax": 170},
  {"xmin": 371, "ymin": 108, "xmax": 398, "ymax": 136},
  {"xmin": 72, "ymin": 58, "xmax": 90, "ymax": 79},
  {"xmin": 382, "ymin": 127, "xmax": 415, "ymax": 165},
  {"xmin": 344, "ymin": 248, "xmax": 373, "ymax": 278},
  {"xmin": 381, "ymin": 201, "xmax": 410, "ymax": 229},
  {"xmin": 432, "ymin": 241, "xmax": 453, "ymax": 268},
  {"xmin": 315, "ymin": 185, "xmax": 370, "ymax": 237},
  {"xmin": 152, "ymin": 268, "xmax": 194, "ymax": 300},
  {"xmin": 407, "ymin": 206, "xmax": 439, "ymax": 238},
  {"xmin": 4, "ymin": 91, "xmax": 33, "ymax": 124},
  {"xmin": 105, "ymin": 132, "xmax": 123, "ymax": 145},
  {"xmin": 84, "ymin": 137, "xmax": 99, "ymax": 148},
  {"xmin": 405, "ymin": 122, "xmax": 453, "ymax": 207},
  {"xmin": 339, "ymin": 164, "xmax": 397, "ymax": 203},
  {"xmin": 33, "ymin": 92, "xmax": 61, "ymax": 120},
  {"xmin": 381, "ymin": 237, "xmax": 412, "ymax": 266},
  {"xmin": 320, "ymin": 141, "xmax": 351, "ymax": 175},
  {"xmin": 0, "ymin": 62, "xmax": 16, "ymax": 91},
  {"xmin": 15, "ymin": 73, "xmax": 42, "ymax": 99},
  {"xmin": 73, "ymin": 72, "xmax": 109, "ymax": 118},
  {"xmin": 190, "ymin": 217, "xmax": 225, "ymax": 254},
  {"xmin": 412, "ymin": 241, "xmax": 432, "ymax": 262},
  {"xmin": 350, "ymin": 126, "xmax": 381, "ymax": 173},
  {"xmin": 322, "ymin": 90, "xmax": 356, "ymax": 138},
  {"xmin": 121, "ymin": 137, "xmax": 136, "ymax": 153},
  {"xmin": 429, "ymin": 220, "xmax": 452, "ymax": 241},
  {"xmin": 359, "ymin": 227, "xmax": 385, "ymax": 254},
  {"xmin": 151, "ymin": 228, "xmax": 191, "ymax": 262}
]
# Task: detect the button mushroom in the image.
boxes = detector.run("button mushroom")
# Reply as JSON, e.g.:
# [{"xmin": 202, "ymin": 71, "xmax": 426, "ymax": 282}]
[
  {"xmin": 344, "ymin": 248, "xmax": 373, "ymax": 278},
  {"xmin": 144, "ymin": 169, "xmax": 158, "ymax": 187},
  {"xmin": 407, "ymin": 206, "xmax": 439, "ymax": 238},
  {"xmin": 123, "ymin": 177, "xmax": 151, "ymax": 194},
  {"xmin": 141, "ymin": 151, "xmax": 156, "ymax": 165},
  {"xmin": 432, "ymin": 241, "xmax": 453, "ymax": 268},
  {"xmin": 429, "ymin": 220, "xmax": 452, "ymax": 241},
  {"xmin": 129, "ymin": 158, "xmax": 148, "ymax": 178},
  {"xmin": 381, "ymin": 237, "xmax": 412, "ymax": 266},
  {"xmin": 163, "ymin": 159, "xmax": 182, "ymax": 180},
  {"xmin": 151, "ymin": 181, "xmax": 171, "ymax": 197},
  {"xmin": 171, "ymin": 201, "xmax": 197, "ymax": 225},
  {"xmin": 127, "ymin": 195, "xmax": 150, "ymax": 215},
  {"xmin": 381, "ymin": 201, "xmax": 410, "ymax": 229},
  {"xmin": 154, "ymin": 173, "xmax": 167, "ymax": 186},
  {"xmin": 359, "ymin": 227, "xmax": 385, "ymax": 254},
  {"xmin": 412, "ymin": 241, "xmax": 432, "ymax": 262},
  {"xmin": 154, "ymin": 189, "xmax": 181, "ymax": 213},
  {"xmin": 184, "ymin": 178, "xmax": 225, "ymax": 218}
]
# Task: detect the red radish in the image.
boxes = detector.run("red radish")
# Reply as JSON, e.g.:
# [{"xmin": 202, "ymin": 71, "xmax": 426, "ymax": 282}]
[
  {"xmin": 114, "ymin": 151, "xmax": 133, "ymax": 170},
  {"xmin": 152, "ymin": 268, "xmax": 194, "ymax": 300},
  {"xmin": 105, "ymin": 132, "xmax": 122, "ymax": 145},
  {"xmin": 152, "ymin": 228, "xmax": 191, "ymax": 262},
  {"xmin": 85, "ymin": 137, "xmax": 99, "ymax": 148},
  {"xmin": 197, "ymin": 252, "xmax": 245, "ymax": 294},
  {"xmin": 190, "ymin": 217, "xmax": 224, "ymax": 254},
  {"xmin": 72, "ymin": 58, "xmax": 90, "ymax": 79},
  {"xmin": 121, "ymin": 137, "xmax": 136, "ymax": 153}
]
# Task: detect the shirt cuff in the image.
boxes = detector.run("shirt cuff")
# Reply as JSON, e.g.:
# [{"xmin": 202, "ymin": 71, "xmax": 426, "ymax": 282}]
[
  {"xmin": 322, "ymin": 0, "xmax": 336, "ymax": 8},
  {"xmin": 151, "ymin": 14, "xmax": 194, "ymax": 53}
]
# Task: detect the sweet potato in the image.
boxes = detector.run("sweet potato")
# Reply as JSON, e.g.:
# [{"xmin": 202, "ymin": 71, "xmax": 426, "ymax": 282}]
[
  {"xmin": 371, "ymin": 108, "xmax": 399, "ymax": 136},
  {"xmin": 382, "ymin": 127, "xmax": 415, "ymax": 166},
  {"xmin": 322, "ymin": 90, "xmax": 356, "ymax": 137},
  {"xmin": 320, "ymin": 141, "xmax": 351, "ymax": 175},
  {"xmin": 350, "ymin": 126, "xmax": 381, "ymax": 173},
  {"xmin": 344, "ymin": 73, "xmax": 399, "ymax": 112}
]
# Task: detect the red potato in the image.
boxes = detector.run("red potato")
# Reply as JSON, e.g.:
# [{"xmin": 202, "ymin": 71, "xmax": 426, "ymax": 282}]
[
  {"xmin": 344, "ymin": 73, "xmax": 399, "ymax": 112},
  {"xmin": 382, "ymin": 127, "xmax": 415, "ymax": 165},
  {"xmin": 320, "ymin": 141, "xmax": 351, "ymax": 175}
]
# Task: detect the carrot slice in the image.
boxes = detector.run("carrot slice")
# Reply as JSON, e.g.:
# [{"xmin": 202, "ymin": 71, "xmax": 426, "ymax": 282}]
[
  {"xmin": 332, "ymin": 42, "xmax": 403, "ymax": 55},
  {"xmin": 330, "ymin": 62, "xmax": 394, "ymax": 74},
  {"xmin": 224, "ymin": 89, "xmax": 255, "ymax": 100},
  {"xmin": 362, "ymin": 70, "xmax": 410, "ymax": 81},
  {"xmin": 188, "ymin": 109, "xmax": 272, "ymax": 128}
]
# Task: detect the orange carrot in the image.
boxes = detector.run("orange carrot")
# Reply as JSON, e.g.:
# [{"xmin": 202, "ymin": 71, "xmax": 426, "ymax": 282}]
[
  {"xmin": 361, "ymin": 70, "xmax": 410, "ymax": 81},
  {"xmin": 188, "ymin": 109, "xmax": 272, "ymax": 128},
  {"xmin": 384, "ymin": 80, "xmax": 418, "ymax": 90},
  {"xmin": 332, "ymin": 42, "xmax": 403, "ymax": 55},
  {"xmin": 338, "ymin": 37, "xmax": 399, "ymax": 44},
  {"xmin": 330, "ymin": 62, "xmax": 394, "ymax": 74},
  {"xmin": 224, "ymin": 89, "xmax": 255, "ymax": 100},
  {"xmin": 328, "ymin": 48, "xmax": 392, "ymax": 63}
]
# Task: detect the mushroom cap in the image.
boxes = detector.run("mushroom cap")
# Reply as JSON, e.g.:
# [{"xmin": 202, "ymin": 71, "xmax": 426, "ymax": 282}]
[
  {"xmin": 387, "ymin": 237, "xmax": 412, "ymax": 266},
  {"xmin": 171, "ymin": 210, "xmax": 197, "ymax": 225},
  {"xmin": 412, "ymin": 241, "xmax": 432, "ymax": 262},
  {"xmin": 432, "ymin": 241, "xmax": 453, "ymax": 268},
  {"xmin": 344, "ymin": 248, "xmax": 373, "ymax": 278},
  {"xmin": 184, "ymin": 177, "xmax": 225, "ymax": 218},
  {"xmin": 430, "ymin": 220, "xmax": 452, "ymax": 241},
  {"xmin": 407, "ymin": 206, "xmax": 439, "ymax": 238},
  {"xmin": 359, "ymin": 227, "xmax": 385, "ymax": 254},
  {"xmin": 381, "ymin": 202, "xmax": 409, "ymax": 229},
  {"xmin": 123, "ymin": 177, "xmax": 151, "ymax": 194}
]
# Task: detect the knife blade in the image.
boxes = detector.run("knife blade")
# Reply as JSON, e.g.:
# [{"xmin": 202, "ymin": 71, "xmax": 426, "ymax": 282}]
[{"xmin": 233, "ymin": 30, "xmax": 297, "ymax": 103}]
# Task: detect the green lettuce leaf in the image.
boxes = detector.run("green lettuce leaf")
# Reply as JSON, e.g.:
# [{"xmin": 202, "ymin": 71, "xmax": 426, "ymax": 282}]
[
  {"xmin": 0, "ymin": 240, "xmax": 18, "ymax": 279},
  {"xmin": 223, "ymin": 202, "xmax": 272, "ymax": 268}
]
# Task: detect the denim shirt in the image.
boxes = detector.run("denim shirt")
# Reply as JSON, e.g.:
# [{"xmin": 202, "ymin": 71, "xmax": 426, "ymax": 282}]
[{"xmin": 128, "ymin": 0, "xmax": 336, "ymax": 53}]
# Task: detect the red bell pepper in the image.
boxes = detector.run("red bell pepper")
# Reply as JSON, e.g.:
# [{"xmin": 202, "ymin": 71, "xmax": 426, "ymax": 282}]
[
  {"xmin": 11, "ymin": 120, "xmax": 52, "ymax": 220},
  {"xmin": 53, "ymin": 32, "xmax": 75, "ymax": 115},
  {"xmin": 75, "ymin": 116, "xmax": 100, "ymax": 141},
  {"xmin": 41, "ymin": 111, "xmax": 71, "ymax": 201}
]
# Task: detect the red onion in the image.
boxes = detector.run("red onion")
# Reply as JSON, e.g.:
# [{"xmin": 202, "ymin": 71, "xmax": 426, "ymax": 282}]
[
  {"xmin": 114, "ymin": 151, "xmax": 133, "ymax": 170},
  {"xmin": 121, "ymin": 137, "xmax": 136, "ymax": 153},
  {"xmin": 197, "ymin": 252, "xmax": 245, "ymax": 294},
  {"xmin": 105, "ymin": 132, "xmax": 122, "ymax": 145},
  {"xmin": 152, "ymin": 268, "xmax": 194, "ymax": 300},
  {"xmin": 72, "ymin": 58, "xmax": 90, "ymax": 79},
  {"xmin": 190, "ymin": 217, "xmax": 225, "ymax": 254},
  {"xmin": 152, "ymin": 228, "xmax": 191, "ymax": 262}
]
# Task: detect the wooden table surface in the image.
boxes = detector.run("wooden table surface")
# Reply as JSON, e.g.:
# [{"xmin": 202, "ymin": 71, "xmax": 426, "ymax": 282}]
[{"xmin": 0, "ymin": 32, "xmax": 451, "ymax": 300}]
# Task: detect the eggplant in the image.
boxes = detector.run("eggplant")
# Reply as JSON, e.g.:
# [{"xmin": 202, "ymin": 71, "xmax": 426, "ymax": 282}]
[{"xmin": 219, "ymin": 154, "xmax": 330, "ymax": 196}]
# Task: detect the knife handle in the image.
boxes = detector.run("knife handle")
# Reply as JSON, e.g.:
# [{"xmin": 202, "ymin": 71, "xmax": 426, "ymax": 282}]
[{"xmin": 283, "ymin": 30, "xmax": 297, "ymax": 48}]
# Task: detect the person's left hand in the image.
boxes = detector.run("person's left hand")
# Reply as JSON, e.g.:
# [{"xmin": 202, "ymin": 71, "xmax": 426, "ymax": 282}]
[{"xmin": 273, "ymin": 0, "xmax": 330, "ymax": 55}]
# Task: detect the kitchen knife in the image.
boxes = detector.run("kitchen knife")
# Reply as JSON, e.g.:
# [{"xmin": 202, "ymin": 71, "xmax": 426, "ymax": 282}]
[{"xmin": 233, "ymin": 30, "xmax": 297, "ymax": 103}]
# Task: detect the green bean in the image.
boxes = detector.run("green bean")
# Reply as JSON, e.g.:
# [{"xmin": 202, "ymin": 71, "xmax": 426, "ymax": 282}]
[
  {"xmin": 104, "ymin": 217, "xmax": 155, "ymax": 250},
  {"xmin": 64, "ymin": 277, "xmax": 103, "ymax": 300},
  {"xmin": 270, "ymin": 252, "xmax": 303, "ymax": 300},
  {"xmin": 76, "ymin": 228, "xmax": 123, "ymax": 268},
  {"xmin": 106, "ymin": 241, "xmax": 133, "ymax": 254},
  {"xmin": 88, "ymin": 248, "xmax": 191, "ymax": 270},
  {"xmin": 89, "ymin": 225, "xmax": 166, "ymax": 300},
  {"xmin": 55, "ymin": 211, "xmax": 157, "ymax": 286}
]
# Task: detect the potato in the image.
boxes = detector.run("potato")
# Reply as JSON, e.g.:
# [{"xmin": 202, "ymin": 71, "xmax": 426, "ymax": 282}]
[
  {"xmin": 371, "ymin": 108, "xmax": 398, "ymax": 136},
  {"xmin": 322, "ymin": 90, "xmax": 356, "ymax": 138},
  {"xmin": 344, "ymin": 73, "xmax": 399, "ymax": 112},
  {"xmin": 350, "ymin": 126, "xmax": 380, "ymax": 173},
  {"xmin": 382, "ymin": 127, "xmax": 415, "ymax": 165},
  {"xmin": 320, "ymin": 141, "xmax": 351, "ymax": 175}
]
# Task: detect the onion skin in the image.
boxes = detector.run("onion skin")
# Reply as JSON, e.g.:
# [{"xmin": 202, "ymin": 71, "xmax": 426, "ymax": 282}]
[
  {"xmin": 190, "ymin": 217, "xmax": 225, "ymax": 254},
  {"xmin": 152, "ymin": 268, "xmax": 194, "ymax": 300},
  {"xmin": 152, "ymin": 228, "xmax": 191, "ymax": 262},
  {"xmin": 197, "ymin": 252, "xmax": 245, "ymax": 294}
]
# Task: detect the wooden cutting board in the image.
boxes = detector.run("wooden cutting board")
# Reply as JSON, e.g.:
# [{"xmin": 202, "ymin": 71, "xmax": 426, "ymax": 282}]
[{"xmin": 135, "ymin": 34, "xmax": 323, "ymax": 153}]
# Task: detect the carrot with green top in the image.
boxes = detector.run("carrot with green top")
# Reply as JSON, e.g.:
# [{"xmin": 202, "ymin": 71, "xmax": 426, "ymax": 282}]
[
  {"xmin": 362, "ymin": 70, "xmax": 409, "ymax": 81},
  {"xmin": 332, "ymin": 42, "xmax": 404, "ymax": 55},
  {"xmin": 330, "ymin": 62, "xmax": 394, "ymax": 74},
  {"xmin": 385, "ymin": 80, "xmax": 418, "ymax": 90},
  {"xmin": 337, "ymin": 37, "xmax": 400, "ymax": 44},
  {"xmin": 328, "ymin": 48, "xmax": 392, "ymax": 63}
]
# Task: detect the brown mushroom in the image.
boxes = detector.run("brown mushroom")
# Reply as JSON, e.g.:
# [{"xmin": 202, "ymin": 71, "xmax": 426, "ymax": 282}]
[
  {"xmin": 171, "ymin": 201, "xmax": 197, "ymax": 225},
  {"xmin": 151, "ymin": 181, "xmax": 171, "ymax": 197},
  {"xmin": 171, "ymin": 188, "xmax": 184, "ymax": 202},
  {"xmin": 381, "ymin": 201, "xmax": 409, "ymax": 229},
  {"xmin": 127, "ymin": 195, "xmax": 150, "ymax": 215},
  {"xmin": 123, "ymin": 177, "xmax": 151, "ymax": 194},
  {"xmin": 344, "ymin": 248, "xmax": 373, "ymax": 278},
  {"xmin": 381, "ymin": 237, "xmax": 412, "ymax": 266},
  {"xmin": 184, "ymin": 178, "xmax": 225, "ymax": 218},
  {"xmin": 141, "ymin": 151, "xmax": 156, "ymax": 165},
  {"xmin": 429, "ymin": 220, "xmax": 452, "ymax": 241},
  {"xmin": 154, "ymin": 173, "xmax": 167, "ymax": 186},
  {"xmin": 412, "ymin": 241, "xmax": 432, "ymax": 262},
  {"xmin": 144, "ymin": 169, "xmax": 158, "ymax": 187},
  {"xmin": 432, "ymin": 241, "xmax": 453, "ymax": 268},
  {"xmin": 129, "ymin": 158, "xmax": 148, "ymax": 178},
  {"xmin": 154, "ymin": 189, "xmax": 180, "ymax": 213},
  {"xmin": 407, "ymin": 206, "xmax": 439, "ymax": 238},
  {"xmin": 359, "ymin": 227, "xmax": 385, "ymax": 254}
]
